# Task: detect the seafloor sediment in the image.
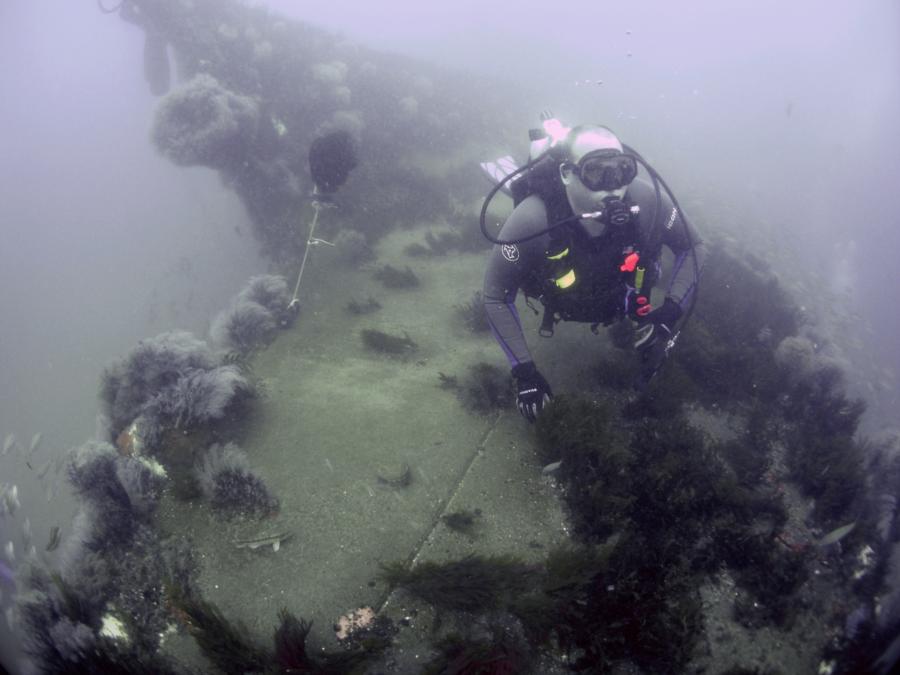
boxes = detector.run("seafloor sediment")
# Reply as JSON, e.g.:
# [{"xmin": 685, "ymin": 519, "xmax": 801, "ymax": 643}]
[{"xmin": 153, "ymin": 221, "xmax": 842, "ymax": 673}]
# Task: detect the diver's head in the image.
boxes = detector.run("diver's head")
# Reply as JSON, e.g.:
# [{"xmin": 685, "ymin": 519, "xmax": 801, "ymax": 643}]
[{"xmin": 558, "ymin": 126, "xmax": 637, "ymax": 236}]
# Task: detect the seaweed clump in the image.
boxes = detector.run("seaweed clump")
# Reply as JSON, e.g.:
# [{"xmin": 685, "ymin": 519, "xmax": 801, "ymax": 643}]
[
  {"xmin": 422, "ymin": 630, "xmax": 529, "ymax": 675},
  {"xmin": 152, "ymin": 73, "xmax": 258, "ymax": 170},
  {"xmin": 441, "ymin": 509, "xmax": 482, "ymax": 537},
  {"xmin": 373, "ymin": 264, "xmax": 420, "ymax": 289},
  {"xmin": 99, "ymin": 330, "xmax": 254, "ymax": 458},
  {"xmin": 16, "ymin": 569, "xmax": 184, "ymax": 674},
  {"xmin": 16, "ymin": 470, "xmax": 198, "ymax": 673},
  {"xmin": 194, "ymin": 443, "xmax": 279, "ymax": 519},
  {"xmin": 333, "ymin": 228, "xmax": 374, "ymax": 264},
  {"xmin": 210, "ymin": 274, "xmax": 297, "ymax": 356},
  {"xmin": 381, "ymin": 542, "xmax": 703, "ymax": 673},
  {"xmin": 403, "ymin": 229, "xmax": 466, "ymax": 257},
  {"xmin": 535, "ymin": 396, "xmax": 632, "ymax": 540},
  {"xmin": 360, "ymin": 328, "xmax": 417, "ymax": 356},
  {"xmin": 380, "ymin": 555, "xmax": 537, "ymax": 613},
  {"xmin": 671, "ymin": 245, "xmax": 799, "ymax": 406},
  {"xmin": 453, "ymin": 291, "xmax": 491, "ymax": 333},
  {"xmin": 530, "ymin": 395, "xmax": 806, "ymax": 665},
  {"xmin": 777, "ymin": 346, "xmax": 867, "ymax": 525},
  {"xmin": 167, "ymin": 586, "xmax": 382, "ymax": 675},
  {"xmin": 440, "ymin": 362, "xmax": 513, "ymax": 415},
  {"xmin": 345, "ymin": 296, "xmax": 382, "ymax": 315}
]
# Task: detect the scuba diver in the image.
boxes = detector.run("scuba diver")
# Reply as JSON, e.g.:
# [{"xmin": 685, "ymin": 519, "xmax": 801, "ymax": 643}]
[{"xmin": 481, "ymin": 117, "xmax": 707, "ymax": 422}]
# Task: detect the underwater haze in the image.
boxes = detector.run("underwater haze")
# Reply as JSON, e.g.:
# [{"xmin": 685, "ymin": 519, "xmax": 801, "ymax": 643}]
[
  {"xmin": 269, "ymin": 0, "xmax": 900, "ymax": 384},
  {"xmin": 1, "ymin": 0, "xmax": 899, "ymax": 673}
]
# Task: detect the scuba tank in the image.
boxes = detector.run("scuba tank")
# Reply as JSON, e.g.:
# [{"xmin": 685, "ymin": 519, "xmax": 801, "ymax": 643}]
[{"xmin": 528, "ymin": 112, "xmax": 569, "ymax": 163}]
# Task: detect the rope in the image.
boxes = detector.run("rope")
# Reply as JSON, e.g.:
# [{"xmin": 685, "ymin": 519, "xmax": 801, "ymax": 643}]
[{"xmin": 289, "ymin": 201, "xmax": 322, "ymax": 307}]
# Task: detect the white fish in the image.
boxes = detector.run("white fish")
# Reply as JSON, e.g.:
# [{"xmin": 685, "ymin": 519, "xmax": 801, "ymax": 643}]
[
  {"xmin": 4, "ymin": 606, "xmax": 14, "ymax": 630},
  {"xmin": 233, "ymin": 531, "xmax": 292, "ymax": 552},
  {"xmin": 817, "ymin": 521, "xmax": 857, "ymax": 547},
  {"xmin": 542, "ymin": 460, "xmax": 563, "ymax": 475},
  {"xmin": 2, "ymin": 434, "xmax": 15, "ymax": 454},
  {"xmin": 29, "ymin": 432, "xmax": 43, "ymax": 454},
  {"xmin": 2, "ymin": 486, "xmax": 19, "ymax": 516},
  {"xmin": 3, "ymin": 541, "xmax": 14, "ymax": 563}
]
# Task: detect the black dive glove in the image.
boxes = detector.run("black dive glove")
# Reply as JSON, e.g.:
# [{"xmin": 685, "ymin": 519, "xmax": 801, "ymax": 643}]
[
  {"xmin": 633, "ymin": 298, "xmax": 683, "ymax": 389},
  {"xmin": 512, "ymin": 362, "xmax": 553, "ymax": 422}
]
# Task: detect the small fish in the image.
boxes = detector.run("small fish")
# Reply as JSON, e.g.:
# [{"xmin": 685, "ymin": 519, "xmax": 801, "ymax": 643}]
[
  {"xmin": 46, "ymin": 526, "xmax": 61, "ymax": 552},
  {"xmin": 542, "ymin": 460, "xmax": 563, "ymax": 475},
  {"xmin": 3, "ymin": 541, "xmax": 14, "ymax": 564},
  {"xmin": 817, "ymin": 521, "xmax": 857, "ymax": 547},
  {"xmin": 2, "ymin": 485, "xmax": 19, "ymax": 516},
  {"xmin": 29, "ymin": 432, "xmax": 43, "ymax": 454},
  {"xmin": 2, "ymin": 434, "xmax": 15, "ymax": 455},
  {"xmin": 234, "ymin": 531, "xmax": 292, "ymax": 552},
  {"xmin": 324, "ymin": 458, "xmax": 334, "ymax": 473}
]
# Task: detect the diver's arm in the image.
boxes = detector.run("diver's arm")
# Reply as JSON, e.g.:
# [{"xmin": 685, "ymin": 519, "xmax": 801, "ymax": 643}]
[
  {"xmin": 658, "ymin": 194, "xmax": 708, "ymax": 314},
  {"xmin": 482, "ymin": 197, "xmax": 547, "ymax": 367},
  {"xmin": 636, "ymin": 181, "xmax": 708, "ymax": 312},
  {"xmin": 484, "ymin": 271, "xmax": 532, "ymax": 367}
]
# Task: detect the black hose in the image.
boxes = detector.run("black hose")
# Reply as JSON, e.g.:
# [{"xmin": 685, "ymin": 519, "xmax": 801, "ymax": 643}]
[{"xmin": 624, "ymin": 146, "xmax": 701, "ymax": 326}]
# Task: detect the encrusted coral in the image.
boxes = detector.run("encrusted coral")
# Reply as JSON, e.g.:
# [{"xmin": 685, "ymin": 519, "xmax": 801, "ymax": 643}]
[
  {"xmin": 194, "ymin": 443, "xmax": 278, "ymax": 519},
  {"xmin": 152, "ymin": 73, "xmax": 259, "ymax": 169}
]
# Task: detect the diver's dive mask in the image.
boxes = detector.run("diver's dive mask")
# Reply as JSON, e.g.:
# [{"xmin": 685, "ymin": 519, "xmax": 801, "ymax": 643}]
[{"xmin": 571, "ymin": 149, "xmax": 638, "ymax": 192}]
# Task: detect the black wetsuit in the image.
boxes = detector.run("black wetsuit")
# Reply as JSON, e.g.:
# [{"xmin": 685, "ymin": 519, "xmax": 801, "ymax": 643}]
[{"xmin": 483, "ymin": 177, "xmax": 708, "ymax": 367}]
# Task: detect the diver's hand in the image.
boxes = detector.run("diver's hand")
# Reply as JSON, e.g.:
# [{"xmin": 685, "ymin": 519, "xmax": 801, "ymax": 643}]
[
  {"xmin": 512, "ymin": 362, "xmax": 553, "ymax": 422},
  {"xmin": 635, "ymin": 298, "xmax": 682, "ymax": 334},
  {"xmin": 633, "ymin": 298, "xmax": 682, "ymax": 389}
]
